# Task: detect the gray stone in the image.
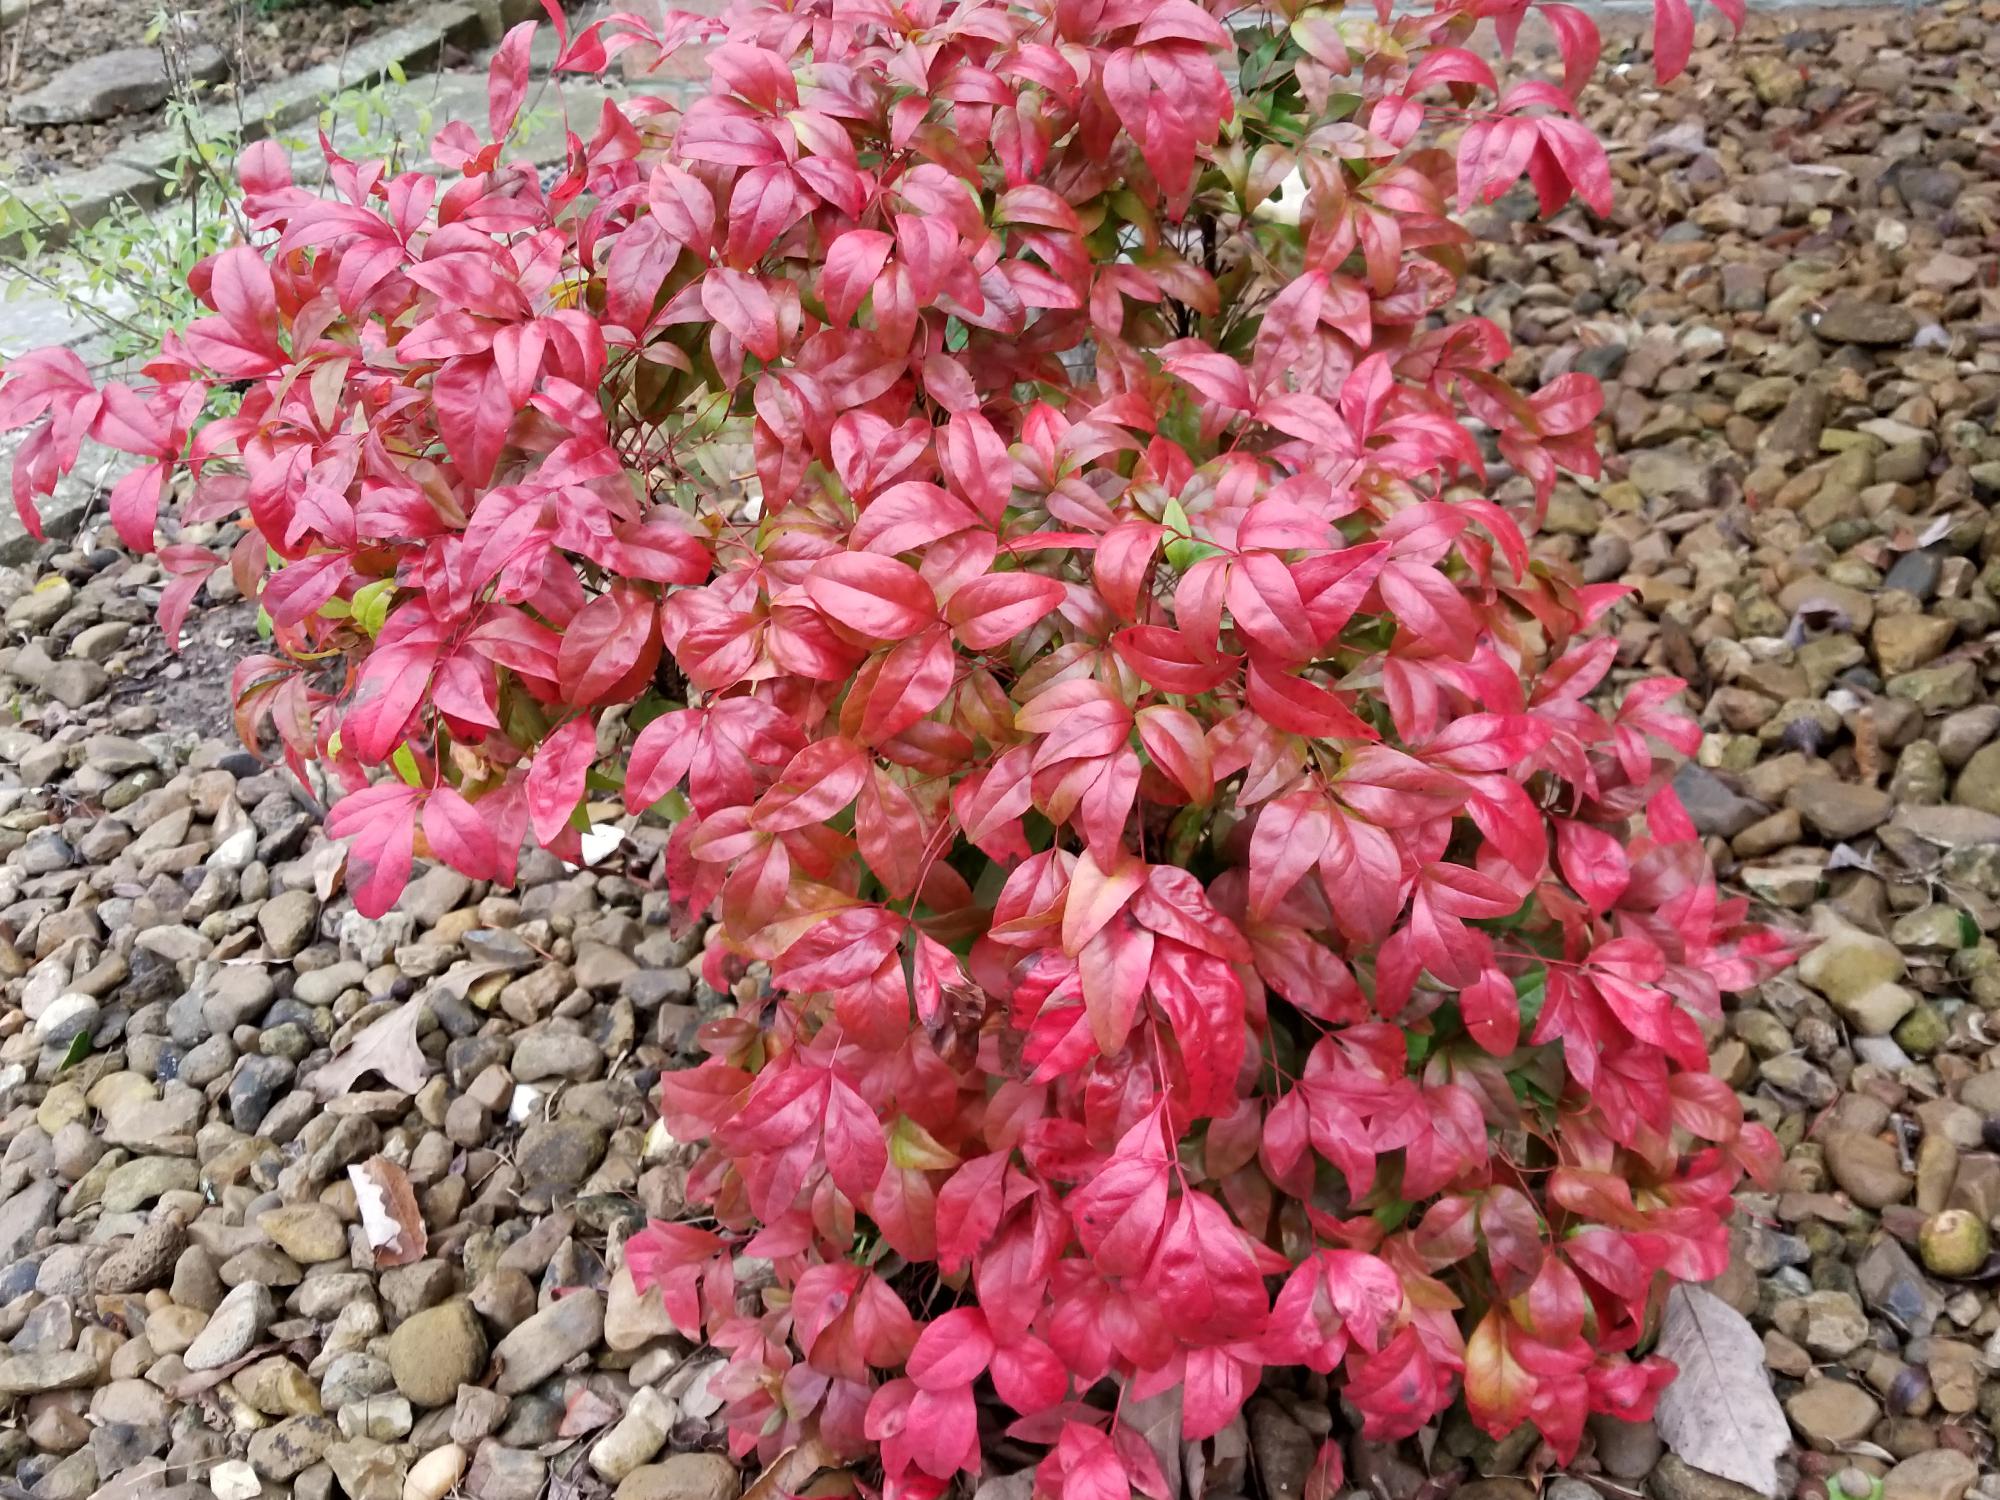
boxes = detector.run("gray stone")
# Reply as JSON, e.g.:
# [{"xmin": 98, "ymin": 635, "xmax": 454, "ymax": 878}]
[
  {"xmin": 202, "ymin": 966, "xmax": 276, "ymax": 1036},
  {"xmin": 259, "ymin": 890, "xmax": 321, "ymax": 959},
  {"xmin": 510, "ymin": 1031, "xmax": 604, "ymax": 1084},
  {"xmin": 9, "ymin": 45, "xmax": 227, "ymax": 126},
  {"xmin": 397, "ymin": 867, "xmax": 473, "ymax": 927},
  {"xmin": 229, "ymin": 1055, "xmax": 294, "ymax": 1133},
  {"xmin": 6, "ymin": 578, "xmax": 72, "ymax": 630},
  {"xmin": 1673, "ymin": 765, "xmax": 1766, "ymax": 839},
  {"xmin": 1856, "ymin": 1237, "xmax": 1944, "ymax": 1336},
  {"xmin": 0, "ymin": 1348, "xmax": 95, "ymax": 1395},
  {"xmin": 1813, "ymin": 298, "xmax": 1918, "ymax": 346},
  {"xmin": 516, "ymin": 1118, "xmax": 606, "ymax": 1188},
  {"xmin": 1787, "ymin": 780, "xmax": 1892, "ymax": 841},
  {"xmin": 101, "ymin": 1156, "xmax": 199, "ymax": 1213},
  {"xmin": 492, "ymin": 1290, "xmax": 604, "ymax": 1393},
  {"xmin": 248, "ymin": 1415, "xmax": 338, "ymax": 1480},
  {"xmin": 1824, "ymin": 1130, "xmax": 1913, "ymax": 1209},
  {"xmin": 0, "ymin": 1180, "xmax": 60, "ymax": 1262},
  {"xmin": 184, "ymin": 1281, "xmax": 274, "ymax": 1371},
  {"xmin": 44, "ymin": 661, "xmax": 109, "ymax": 709},
  {"xmin": 466, "ymin": 1445, "xmax": 546, "ymax": 1500}
]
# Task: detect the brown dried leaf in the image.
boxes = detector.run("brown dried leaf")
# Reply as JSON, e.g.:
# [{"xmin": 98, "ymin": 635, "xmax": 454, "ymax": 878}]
[
  {"xmin": 349, "ymin": 1155, "xmax": 427, "ymax": 1267},
  {"xmin": 743, "ymin": 1438, "xmax": 852, "ymax": 1500},
  {"xmin": 168, "ymin": 1342, "xmax": 278, "ymax": 1398},
  {"xmin": 312, "ymin": 1000, "xmax": 432, "ymax": 1098}
]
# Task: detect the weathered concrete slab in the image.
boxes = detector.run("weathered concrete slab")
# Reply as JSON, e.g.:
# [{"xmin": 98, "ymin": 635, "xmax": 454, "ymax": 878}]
[
  {"xmin": 8, "ymin": 46, "xmax": 226, "ymax": 127},
  {"xmin": 4, "ymin": 3, "xmax": 487, "ymax": 255}
]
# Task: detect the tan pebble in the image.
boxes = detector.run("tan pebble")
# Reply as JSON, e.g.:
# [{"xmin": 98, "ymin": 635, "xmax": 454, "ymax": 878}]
[{"xmin": 404, "ymin": 1442, "xmax": 468, "ymax": 1500}]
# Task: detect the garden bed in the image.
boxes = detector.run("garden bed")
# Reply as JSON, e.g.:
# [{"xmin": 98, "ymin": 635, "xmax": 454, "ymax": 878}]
[{"xmin": 0, "ymin": 0, "xmax": 447, "ymax": 180}]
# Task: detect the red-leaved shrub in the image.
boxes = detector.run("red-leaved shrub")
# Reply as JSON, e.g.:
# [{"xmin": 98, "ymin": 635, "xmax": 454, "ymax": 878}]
[{"xmin": 1, "ymin": 0, "xmax": 1796, "ymax": 1490}]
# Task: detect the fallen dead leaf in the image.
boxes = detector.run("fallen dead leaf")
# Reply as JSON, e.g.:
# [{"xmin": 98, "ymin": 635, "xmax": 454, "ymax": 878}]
[
  {"xmin": 1653, "ymin": 1284, "xmax": 1790, "ymax": 1499},
  {"xmin": 349, "ymin": 1156, "xmax": 427, "ymax": 1267},
  {"xmin": 1123, "ymin": 1386, "xmax": 1183, "ymax": 1500},
  {"xmin": 312, "ymin": 1000, "xmax": 432, "ymax": 1097},
  {"xmin": 743, "ymin": 1437, "xmax": 853, "ymax": 1500}
]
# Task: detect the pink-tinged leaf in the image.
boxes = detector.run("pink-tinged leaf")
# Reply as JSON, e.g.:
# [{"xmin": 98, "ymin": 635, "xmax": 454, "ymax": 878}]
[
  {"xmin": 824, "ymin": 1073, "xmax": 887, "ymax": 1203},
  {"xmin": 432, "ymin": 353, "xmax": 512, "ymax": 487},
  {"xmin": 423, "ymin": 784, "xmax": 501, "ymax": 881},
  {"xmin": 1248, "ymin": 662, "xmax": 1378, "ymax": 741},
  {"xmin": 851, "ymin": 481, "xmax": 980, "ymax": 555},
  {"xmin": 907, "ymin": 1307, "xmax": 996, "ymax": 1391},
  {"xmin": 107, "ymin": 462, "xmax": 168, "ymax": 553},
  {"xmin": 648, "ymin": 163, "xmax": 717, "ymax": 257},
  {"xmin": 1541, "ymin": 4, "xmax": 1602, "ymax": 97},
  {"xmin": 343, "ymin": 616, "xmax": 447, "ymax": 763},
  {"xmin": 1136, "ymin": 703, "xmax": 1211, "ymax": 803},
  {"xmin": 558, "ymin": 584, "xmax": 658, "ymax": 705},
  {"xmin": 1652, "ymin": 0, "xmax": 1694, "ymax": 82},
  {"xmin": 1061, "ymin": 847, "xmax": 1145, "ymax": 956},
  {"xmin": 625, "ymin": 1220, "xmax": 726, "ymax": 1336},
  {"xmin": 935, "ymin": 1153, "xmax": 1011, "ymax": 1276},
  {"xmin": 1112, "ymin": 625, "xmax": 1237, "ymax": 695},
  {"xmin": 1182, "ymin": 1345, "xmax": 1256, "ymax": 1441},
  {"xmin": 938, "ymin": 411, "xmax": 1012, "ymax": 523},
  {"xmin": 1071, "ymin": 1131, "xmax": 1168, "ymax": 1276},
  {"xmin": 327, "ymin": 783, "xmax": 421, "ymax": 918},
  {"xmin": 1460, "ymin": 968, "xmax": 1521, "ymax": 1055},
  {"xmin": 624, "ymin": 710, "xmax": 698, "ymax": 811},
  {"xmin": 1555, "ymin": 818, "xmax": 1631, "ymax": 913},
  {"xmin": 753, "ymin": 736, "xmax": 867, "ymax": 831},
  {"xmin": 806, "ymin": 553, "xmax": 936, "ymax": 639},
  {"xmin": 489, "ymin": 20, "xmax": 535, "ymax": 140},
  {"xmin": 1042, "ymin": 1423, "xmax": 1132, "ymax": 1500},
  {"xmin": 1539, "ymin": 116, "xmax": 1613, "ymax": 217},
  {"xmin": 155, "ymin": 544, "xmax": 218, "ymax": 651},
  {"xmin": 701, "ymin": 268, "xmax": 781, "ymax": 361},
  {"xmin": 1305, "ymin": 1441, "xmax": 1345, "ymax": 1500},
  {"xmin": 992, "ymin": 1334, "xmax": 1067, "ymax": 1414},
  {"xmin": 1165, "ymin": 349, "xmax": 1252, "ymax": 410},
  {"xmin": 946, "ymin": 571, "xmax": 1066, "ymax": 650},
  {"xmin": 1407, "ymin": 46, "xmax": 1497, "ymax": 94},
  {"xmin": 527, "ymin": 717, "xmax": 596, "ymax": 845},
  {"xmin": 184, "ymin": 246, "xmax": 285, "ymax": 376},
  {"xmin": 821, "ymin": 229, "xmax": 894, "ymax": 327},
  {"xmin": 954, "ymin": 746, "xmax": 1035, "ymax": 855}
]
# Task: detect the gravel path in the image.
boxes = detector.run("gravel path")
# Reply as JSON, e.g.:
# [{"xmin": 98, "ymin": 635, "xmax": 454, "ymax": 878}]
[{"xmin": 1, "ymin": 7, "xmax": 2000, "ymax": 1500}]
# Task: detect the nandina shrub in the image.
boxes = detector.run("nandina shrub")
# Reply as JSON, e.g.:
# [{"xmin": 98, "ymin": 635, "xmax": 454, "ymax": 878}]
[{"xmin": 0, "ymin": 0, "xmax": 1795, "ymax": 1490}]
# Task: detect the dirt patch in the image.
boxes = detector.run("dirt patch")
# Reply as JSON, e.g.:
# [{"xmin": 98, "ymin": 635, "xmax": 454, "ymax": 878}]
[
  {"xmin": 106, "ymin": 590, "xmax": 261, "ymax": 741},
  {"xmin": 0, "ymin": 0, "xmax": 444, "ymax": 181}
]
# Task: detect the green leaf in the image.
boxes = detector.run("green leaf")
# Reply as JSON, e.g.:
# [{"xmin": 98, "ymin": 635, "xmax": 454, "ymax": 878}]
[
  {"xmin": 626, "ymin": 691, "xmax": 677, "ymax": 733},
  {"xmin": 58, "ymin": 1028, "xmax": 92, "ymax": 1071},
  {"xmin": 1371, "ymin": 1197, "xmax": 1413, "ymax": 1231},
  {"xmin": 1161, "ymin": 496, "xmax": 1223, "ymax": 570},
  {"xmin": 1514, "ymin": 967, "xmax": 1549, "ymax": 1030},
  {"xmin": 391, "ymin": 744, "xmax": 424, "ymax": 787},
  {"xmin": 350, "ymin": 577, "xmax": 395, "ymax": 637}
]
